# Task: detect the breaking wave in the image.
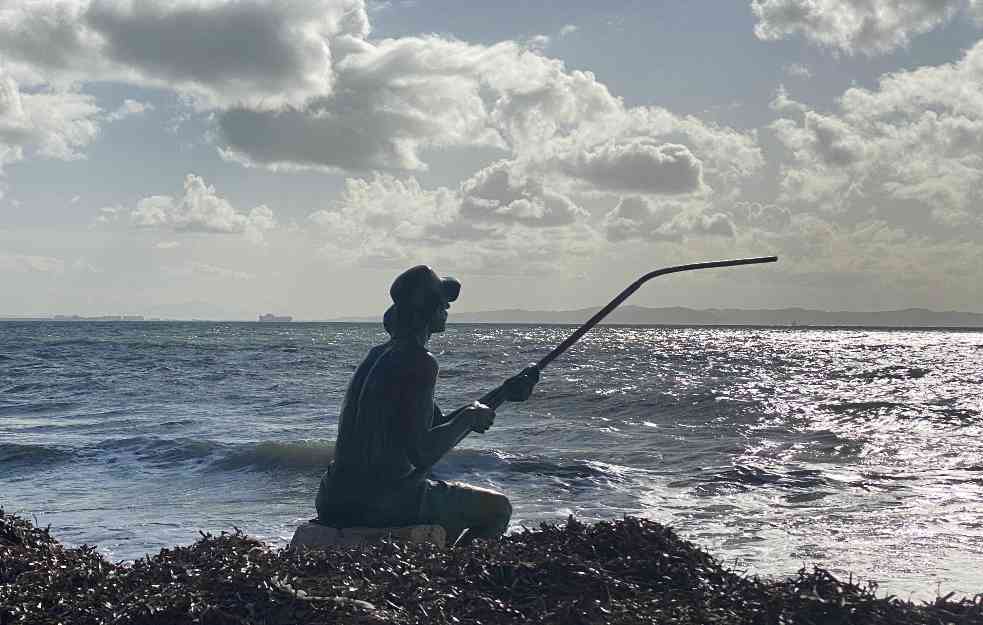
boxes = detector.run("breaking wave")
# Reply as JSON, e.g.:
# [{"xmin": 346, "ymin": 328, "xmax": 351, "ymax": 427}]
[
  {"xmin": 211, "ymin": 441, "xmax": 334, "ymax": 471},
  {"xmin": 91, "ymin": 436, "xmax": 222, "ymax": 464}
]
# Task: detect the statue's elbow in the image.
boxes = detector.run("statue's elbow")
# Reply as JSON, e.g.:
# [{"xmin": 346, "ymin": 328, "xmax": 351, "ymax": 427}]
[{"xmin": 407, "ymin": 445, "xmax": 433, "ymax": 470}]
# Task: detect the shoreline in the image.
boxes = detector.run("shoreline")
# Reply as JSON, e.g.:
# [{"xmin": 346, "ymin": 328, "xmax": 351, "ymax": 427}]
[{"xmin": 2, "ymin": 509, "xmax": 980, "ymax": 624}]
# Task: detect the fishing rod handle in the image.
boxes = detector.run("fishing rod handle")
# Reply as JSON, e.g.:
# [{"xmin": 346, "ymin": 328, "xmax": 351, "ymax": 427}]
[
  {"xmin": 477, "ymin": 362, "xmax": 543, "ymax": 411},
  {"xmin": 479, "ymin": 385, "xmax": 508, "ymax": 410}
]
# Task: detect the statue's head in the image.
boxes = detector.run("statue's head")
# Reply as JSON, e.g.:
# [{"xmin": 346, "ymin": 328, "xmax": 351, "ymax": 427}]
[{"xmin": 385, "ymin": 265, "xmax": 460, "ymax": 337}]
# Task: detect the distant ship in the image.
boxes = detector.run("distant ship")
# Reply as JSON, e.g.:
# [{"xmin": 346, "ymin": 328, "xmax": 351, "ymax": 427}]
[{"xmin": 258, "ymin": 313, "xmax": 293, "ymax": 322}]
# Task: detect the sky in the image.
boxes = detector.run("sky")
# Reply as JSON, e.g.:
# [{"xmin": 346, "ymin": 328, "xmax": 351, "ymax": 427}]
[{"xmin": 2, "ymin": 0, "xmax": 983, "ymax": 320}]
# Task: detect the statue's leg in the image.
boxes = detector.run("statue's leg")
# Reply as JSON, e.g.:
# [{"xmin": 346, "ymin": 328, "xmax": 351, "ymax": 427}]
[
  {"xmin": 314, "ymin": 470, "xmax": 332, "ymax": 522},
  {"xmin": 419, "ymin": 480, "xmax": 512, "ymax": 544}
]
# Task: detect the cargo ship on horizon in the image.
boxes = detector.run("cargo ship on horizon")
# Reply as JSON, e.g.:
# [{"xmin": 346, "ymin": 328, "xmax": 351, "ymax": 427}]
[{"xmin": 258, "ymin": 313, "xmax": 292, "ymax": 322}]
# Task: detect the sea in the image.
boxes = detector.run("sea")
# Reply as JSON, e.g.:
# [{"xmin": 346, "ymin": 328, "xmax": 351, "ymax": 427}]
[{"xmin": 1, "ymin": 321, "xmax": 981, "ymax": 599}]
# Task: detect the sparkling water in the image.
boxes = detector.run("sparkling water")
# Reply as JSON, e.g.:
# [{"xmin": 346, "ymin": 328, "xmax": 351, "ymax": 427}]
[{"xmin": 1, "ymin": 321, "xmax": 981, "ymax": 598}]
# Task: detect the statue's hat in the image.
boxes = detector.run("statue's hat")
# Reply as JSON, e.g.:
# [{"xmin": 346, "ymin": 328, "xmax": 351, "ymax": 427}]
[{"xmin": 390, "ymin": 265, "xmax": 461, "ymax": 308}]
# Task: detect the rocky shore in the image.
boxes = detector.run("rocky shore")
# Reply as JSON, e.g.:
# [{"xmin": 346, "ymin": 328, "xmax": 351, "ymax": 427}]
[{"xmin": 2, "ymin": 508, "xmax": 980, "ymax": 624}]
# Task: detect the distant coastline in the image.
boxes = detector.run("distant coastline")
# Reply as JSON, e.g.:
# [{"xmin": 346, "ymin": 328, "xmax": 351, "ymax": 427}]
[
  {"xmin": 0, "ymin": 315, "xmax": 159, "ymax": 322},
  {"xmin": 336, "ymin": 305, "xmax": 983, "ymax": 328},
  {"xmin": 4, "ymin": 306, "xmax": 983, "ymax": 327}
]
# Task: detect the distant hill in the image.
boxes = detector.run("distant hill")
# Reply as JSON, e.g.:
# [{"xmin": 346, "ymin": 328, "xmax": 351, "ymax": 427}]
[{"xmin": 436, "ymin": 305, "xmax": 983, "ymax": 327}]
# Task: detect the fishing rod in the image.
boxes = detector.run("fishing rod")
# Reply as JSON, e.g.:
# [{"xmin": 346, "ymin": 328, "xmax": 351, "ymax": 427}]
[{"xmin": 477, "ymin": 255, "xmax": 778, "ymax": 410}]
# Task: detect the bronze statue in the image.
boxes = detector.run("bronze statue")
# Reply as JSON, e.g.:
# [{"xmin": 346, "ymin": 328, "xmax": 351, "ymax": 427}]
[{"xmin": 316, "ymin": 265, "xmax": 539, "ymax": 545}]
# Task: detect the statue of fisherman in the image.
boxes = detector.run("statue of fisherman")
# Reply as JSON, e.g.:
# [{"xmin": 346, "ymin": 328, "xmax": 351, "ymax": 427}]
[{"xmin": 316, "ymin": 265, "xmax": 540, "ymax": 545}]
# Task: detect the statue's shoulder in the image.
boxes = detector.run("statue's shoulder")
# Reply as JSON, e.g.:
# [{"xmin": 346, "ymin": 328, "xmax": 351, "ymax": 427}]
[{"xmin": 386, "ymin": 341, "xmax": 438, "ymax": 376}]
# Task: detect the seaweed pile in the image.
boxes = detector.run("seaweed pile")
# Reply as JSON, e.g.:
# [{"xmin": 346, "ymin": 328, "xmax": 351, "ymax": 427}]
[{"xmin": 2, "ymin": 508, "xmax": 981, "ymax": 624}]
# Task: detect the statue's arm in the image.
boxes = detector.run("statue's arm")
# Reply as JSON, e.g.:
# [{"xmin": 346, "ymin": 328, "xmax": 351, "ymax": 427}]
[
  {"xmin": 432, "ymin": 404, "xmax": 466, "ymax": 427},
  {"xmin": 402, "ymin": 353, "xmax": 475, "ymax": 469}
]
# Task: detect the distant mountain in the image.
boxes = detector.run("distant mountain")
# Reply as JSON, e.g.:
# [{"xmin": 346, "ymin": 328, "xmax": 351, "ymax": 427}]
[{"xmin": 433, "ymin": 305, "xmax": 983, "ymax": 327}]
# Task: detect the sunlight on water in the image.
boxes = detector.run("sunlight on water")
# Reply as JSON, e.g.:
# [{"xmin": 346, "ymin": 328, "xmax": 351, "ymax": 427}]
[{"xmin": 1, "ymin": 321, "xmax": 981, "ymax": 599}]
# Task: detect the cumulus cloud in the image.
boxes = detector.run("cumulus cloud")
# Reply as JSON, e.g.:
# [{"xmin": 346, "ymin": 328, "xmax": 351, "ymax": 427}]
[
  {"xmin": 3, "ymin": 0, "xmax": 764, "ymax": 279},
  {"xmin": 312, "ymin": 167, "xmax": 585, "ymax": 242},
  {"xmin": 128, "ymin": 174, "xmax": 276, "ymax": 243},
  {"xmin": 308, "ymin": 172, "xmax": 597, "ymax": 272},
  {"xmin": 602, "ymin": 196, "xmax": 734, "ymax": 242},
  {"xmin": 2, "ymin": 0, "xmax": 763, "ymax": 209},
  {"xmin": 0, "ymin": 0, "xmax": 368, "ymax": 109},
  {"xmin": 751, "ymin": 0, "xmax": 979, "ymax": 55},
  {"xmin": 552, "ymin": 106, "xmax": 763, "ymax": 191},
  {"xmin": 217, "ymin": 94, "xmax": 446, "ymax": 173},
  {"xmin": 217, "ymin": 32, "xmax": 762, "ymax": 193},
  {"xmin": 216, "ymin": 37, "xmax": 592, "ymax": 172},
  {"xmin": 459, "ymin": 160, "xmax": 586, "ymax": 227},
  {"xmin": 526, "ymin": 34, "xmax": 551, "ymax": 53},
  {"xmin": 310, "ymin": 174, "xmax": 460, "ymax": 245},
  {"xmin": 770, "ymin": 41, "xmax": 983, "ymax": 229},
  {"xmin": 0, "ymin": 70, "xmax": 102, "ymax": 168},
  {"xmin": 559, "ymin": 141, "xmax": 706, "ymax": 194},
  {"xmin": 729, "ymin": 201, "xmax": 793, "ymax": 233},
  {"xmin": 94, "ymin": 205, "xmax": 122, "ymax": 224}
]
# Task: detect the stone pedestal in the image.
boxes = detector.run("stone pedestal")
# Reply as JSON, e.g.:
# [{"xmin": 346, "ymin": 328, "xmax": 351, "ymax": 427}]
[{"xmin": 290, "ymin": 522, "xmax": 447, "ymax": 550}]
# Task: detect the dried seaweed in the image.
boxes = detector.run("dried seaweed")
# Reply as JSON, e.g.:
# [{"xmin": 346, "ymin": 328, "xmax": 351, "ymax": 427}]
[{"xmin": 2, "ymin": 507, "xmax": 980, "ymax": 624}]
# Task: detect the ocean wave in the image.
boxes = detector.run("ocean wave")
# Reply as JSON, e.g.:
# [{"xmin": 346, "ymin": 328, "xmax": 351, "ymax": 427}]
[
  {"xmin": 0, "ymin": 442, "xmax": 74, "ymax": 467},
  {"xmin": 91, "ymin": 436, "xmax": 222, "ymax": 464},
  {"xmin": 211, "ymin": 441, "xmax": 334, "ymax": 471},
  {"xmin": 199, "ymin": 442, "xmax": 619, "ymax": 482},
  {"xmin": 0, "ymin": 401, "xmax": 77, "ymax": 416},
  {"xmin": 11, "ymin": 415, "xmax": 139, "ymax": 434},
  {"xmin": 670, "ymin": 463, "xmax": 830, "ymax": 494},
  {"xmin": 434, "ymin": 448, "xmax": 613, "ymax": 481}
]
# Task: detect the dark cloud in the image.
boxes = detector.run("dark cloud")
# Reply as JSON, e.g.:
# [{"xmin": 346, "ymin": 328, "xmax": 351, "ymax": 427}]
[
  {"xmin": 0, "ymin": 0, "xmax": 367, "ymax": 107},
  {"xmin": 86, "ymin": 2, "xmax": 312, "ymax": 89},
  {"xmin": 218, "ymin": 100, "xmax": 431, "ymax": 172}
]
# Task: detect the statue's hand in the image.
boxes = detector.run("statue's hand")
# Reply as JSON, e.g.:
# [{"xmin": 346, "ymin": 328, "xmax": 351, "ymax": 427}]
[
  {"xmin": 504, "ymin": 366, "xmax": 540, "ymax": 402},
  {"xmin": 467, "ymin": 401, "xmax": 496, "ymax": 433}
]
